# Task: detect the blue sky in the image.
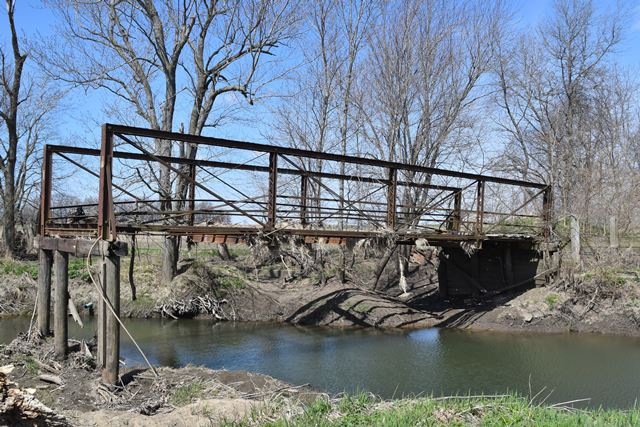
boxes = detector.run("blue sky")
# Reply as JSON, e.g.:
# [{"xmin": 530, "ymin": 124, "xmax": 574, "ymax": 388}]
[
  {"xmin": 7, "ymin": 0, "xmax": 640, "ymax": 145},
  {"xmin": 5, "ymin": 0, "xmax": 640, "ymax": 210}
]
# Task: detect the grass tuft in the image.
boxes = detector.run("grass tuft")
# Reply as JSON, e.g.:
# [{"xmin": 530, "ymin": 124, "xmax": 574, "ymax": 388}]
[
  {"xmin": 544, "ymin": 294, "xmax": 559, "ymax": 309},
  {"xmin": 170, "ymin": 382, "xmax": 206, "ymax": 406},
  {"xmin": 0, "ymin": 259, "xmax": 38, "ymax": 280},
  {"xmin": 247, "ymin": 393, "xmax": 640, "ymax": 427}
]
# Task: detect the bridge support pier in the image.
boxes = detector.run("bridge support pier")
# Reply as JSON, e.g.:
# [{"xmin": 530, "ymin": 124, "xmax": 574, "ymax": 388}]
[
  {"xmin": 34, "ymin": 237, "xmax": 127, "ymax": 384},
  {"xmin": 37, "ymin": 249, "xmax": 53, "ymax": 336}
]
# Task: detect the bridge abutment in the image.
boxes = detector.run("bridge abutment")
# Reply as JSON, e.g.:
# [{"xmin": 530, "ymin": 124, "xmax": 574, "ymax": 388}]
[{"xmin": 438, "ymin": 241, "xmax": 547, "ymax": 298}]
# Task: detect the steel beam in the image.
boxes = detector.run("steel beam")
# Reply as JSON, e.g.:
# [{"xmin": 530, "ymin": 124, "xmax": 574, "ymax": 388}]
[
  {"xmin": 48, "ymin": 144, "xmax": 460, "ymax": 193},
  {"xmin": 105, "ymin": 124, "xmax": 547, "ymax": 189}
]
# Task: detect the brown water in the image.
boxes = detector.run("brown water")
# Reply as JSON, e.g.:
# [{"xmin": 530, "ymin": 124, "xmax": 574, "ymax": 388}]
[{"xmin": 2, "ymin": 317, "xmax": 640, "ymax": 408}]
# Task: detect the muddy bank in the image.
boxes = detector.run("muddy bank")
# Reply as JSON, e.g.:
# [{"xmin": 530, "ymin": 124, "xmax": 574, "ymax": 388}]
[
  {"xmin": 0, "ymin": 254, "xmax": 443, "ymax": 330},
  {"xmin": 2, "ymin": 250, "xmax": 640, "ymax": 337},
  {"xmin": 0, "ymin": 333, "xmax": 321, "ymax": 426},
  {"xmin": 435, "ymin": 273, "xmax": 640, "ymax": 337}
]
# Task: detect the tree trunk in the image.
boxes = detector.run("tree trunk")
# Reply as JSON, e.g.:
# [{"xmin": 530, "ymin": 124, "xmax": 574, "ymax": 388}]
[
  {"xmin": 162, "ymin": 235, "xmax": 179, "ymax": 283},
  {"xmin": 373, "ymin": 243, "xmax": 397, "ymax": 291},
  {"xmin": 218, "ymin": 243, "xmax": 231, "ymax": 260},
  {"xmin": 3, "ymin": 186, "xmax": 15, "ymax": 258}
]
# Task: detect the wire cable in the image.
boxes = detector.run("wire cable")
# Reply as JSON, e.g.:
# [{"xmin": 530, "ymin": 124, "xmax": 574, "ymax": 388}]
[{"xmin": 86, "ymin": 237, "xmax": 158, "ymax": 378}]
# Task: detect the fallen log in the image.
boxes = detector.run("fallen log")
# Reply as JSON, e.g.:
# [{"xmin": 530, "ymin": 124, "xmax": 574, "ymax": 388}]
[{"xmin": 37, "ymin": 374, "xmax": 63, "ymax": 386}]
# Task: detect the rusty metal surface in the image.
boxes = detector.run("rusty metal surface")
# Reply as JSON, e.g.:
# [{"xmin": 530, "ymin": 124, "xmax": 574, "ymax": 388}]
[{"xmin": 39, "ymin": 123, "xmax": 552, "ymax": 245}]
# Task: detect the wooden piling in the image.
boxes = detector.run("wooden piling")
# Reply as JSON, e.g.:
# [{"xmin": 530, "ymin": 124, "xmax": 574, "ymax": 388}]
[
  {"xmin": 54, "ymin": 250, "xmax": 68, "ymax": 359},
  {"xmin": 37, "ymin": 249, "xmax": 53, "ymax": 336},
  {"xmin": 102, "ymin": 255, "xmax": 120, "ymax": 384},
  {"xmin": 97, "ymin": 259, "xmax": 107, "ymax": 368}
]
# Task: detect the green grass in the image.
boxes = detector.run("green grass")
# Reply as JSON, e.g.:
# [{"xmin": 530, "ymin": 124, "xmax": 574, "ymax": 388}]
[
  {"xmin": 583, "ymin": 267, "xmax": 627, "ymax": 286},
  {"xmin": 16, "ymin": 355, "xmax": 39, "ymax": 375},
  {"xmin": 545, "ymin": 294, "xmax": 559, "ymax": 310},
  {"xmin": 0, "ymin": 259, "xmax": 38, "ymax": 280},
  {"xmin": 170, "ymin": 382, "xmax": 206, "ymax": 406},
  {"xmin": 188, "ymin": 261, "xmax": 246, "ymax": 291},
  {"xmin": 216, "ymin": 274, "xmax": 246, "ymax": 289},
  {"xmin": 68, "ymin": 258, "xmax": 92, "ymax": 282},
  {"xmin": 136, "ymin": 244, "xmax": 252, "ymax": 258},
  {"xmin": 230, "ymin": 394, "xmax": 640, "ymax": 427},
  {"xmin": 0, "ymin": 258, "xmax": 92, "ymax": 282}
]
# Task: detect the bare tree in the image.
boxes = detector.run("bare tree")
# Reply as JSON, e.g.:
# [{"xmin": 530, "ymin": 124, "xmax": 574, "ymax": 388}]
[
  {"xmin": 359, "ymin": 0, "xmax": 509, "ymax": 229},
  {"xmin": 0, "ymin": 0, "xmax": 59, "ymax": 257},
  {"xmin": 42, "ymin": 0, "xmax": 299, "ymax": 282},
  {"xmin": 273, "ymin": 0, "xmax": 343, "ymax": 221},
  {"xmin": 494, "ymin": 0, "xmax": 627, "ymax": 222}
]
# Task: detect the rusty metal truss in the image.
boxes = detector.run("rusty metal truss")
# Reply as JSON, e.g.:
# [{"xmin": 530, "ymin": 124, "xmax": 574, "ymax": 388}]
[{"xmin": 38, "ymin": 124, "xmax": 552, "ymax": 246}]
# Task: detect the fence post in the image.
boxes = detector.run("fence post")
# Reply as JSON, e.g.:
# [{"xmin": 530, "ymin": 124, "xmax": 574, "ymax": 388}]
[
  {"xmin": 97, "ymin": 259, "xmax": 107, "ymax": 368},
  {"xmin": 102, "ymin": 253, "xmax": 120, "ymax": 384},
  {"xmin": 570, "ymin": 215, "xmax": 580, "ymax": 264},
  {"xmin": 609, "ymin": 215, "xmax": 619, "ymax": 249}
]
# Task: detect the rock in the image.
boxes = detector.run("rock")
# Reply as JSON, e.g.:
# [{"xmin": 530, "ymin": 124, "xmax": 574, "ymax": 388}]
[{"xmin": 521, "ymin": 310, "xmax": 533, "ymax": 323}]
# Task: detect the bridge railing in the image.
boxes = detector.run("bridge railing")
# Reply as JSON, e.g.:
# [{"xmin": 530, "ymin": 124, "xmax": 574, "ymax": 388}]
[{"xmin": 39, "ymin": 124, "xmax": 552, "ymax": 243}]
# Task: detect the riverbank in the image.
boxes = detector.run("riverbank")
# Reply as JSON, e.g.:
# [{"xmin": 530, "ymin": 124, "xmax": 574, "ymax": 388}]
[
  {"xmin": 3, "ymin": 333, "xmax": 640, "ymax": 426},
  {"xmin": 447, "ymin": 268, "xmax": 640, "ymax": 337},
  {"xmin": 2, "ymin": 247, "xmax": 640, "ymax": 336}
]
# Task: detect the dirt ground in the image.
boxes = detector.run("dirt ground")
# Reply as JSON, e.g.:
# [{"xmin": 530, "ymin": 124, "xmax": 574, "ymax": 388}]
[{"xmin": 0, "ymin": 333, "xmax": 321, "ymax": 426}]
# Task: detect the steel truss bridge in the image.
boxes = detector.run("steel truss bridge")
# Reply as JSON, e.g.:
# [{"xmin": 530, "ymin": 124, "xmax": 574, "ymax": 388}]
[{"xmin": 38, "ymin": 124, "xmax": 552, "ymax": 247}]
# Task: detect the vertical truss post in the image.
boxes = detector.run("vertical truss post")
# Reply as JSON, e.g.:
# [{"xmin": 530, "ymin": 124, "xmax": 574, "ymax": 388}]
[
  {"xmin": 39, "ymin": 145, "xmax": 52, "ymax": 236},
  {"xmin": 451, "ymin": 191, "xmax": 462, "ymax": 232},
  {"xmin": 387, "ymin": 168, "xmax": 397, "ymax": 229},
  {"xmin": 98, "ymin": 125, "xmax": 116, "ymax": 241},
  {"xmin": 475, "ymin": 180, "xmax": 485, "ymax": 236},
  {"xmin": 300, "ymin": 174, "xmax": 308, "ymax": 226},
  {"xmin": 188, "ymin": 164, "xmax": 196, "ymax": 226},
  {"xmin": 266, "ymin": 153, "xmax": 278, "ymax": 230},
  {"xmin": 542, "ymin": 186, "xmax": 553, "ymax": 240}
]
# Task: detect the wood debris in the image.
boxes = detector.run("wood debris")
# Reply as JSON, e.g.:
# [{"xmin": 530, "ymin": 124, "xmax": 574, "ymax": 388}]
[{"xmin": 1, "ymin": 365, "xmax": 68, "ymax": 426}]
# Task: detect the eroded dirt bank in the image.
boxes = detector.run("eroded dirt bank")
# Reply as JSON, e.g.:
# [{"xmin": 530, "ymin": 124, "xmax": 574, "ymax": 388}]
[
  {"xmin": 0, "ymin": 333, "xmax": 322, "ymax": 426},
  {"xmin": 2, "ymin": 245, "xmax": 640, "ymax": 336},
  {"xmin": 454, "ymin": 273, "xmax": 640, "ymax": 336}
]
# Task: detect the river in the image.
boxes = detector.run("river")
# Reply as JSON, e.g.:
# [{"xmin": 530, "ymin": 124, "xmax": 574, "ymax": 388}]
[{"xmin": 1, "ymin": 317, "xmax": 639, "ymax": 409}]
